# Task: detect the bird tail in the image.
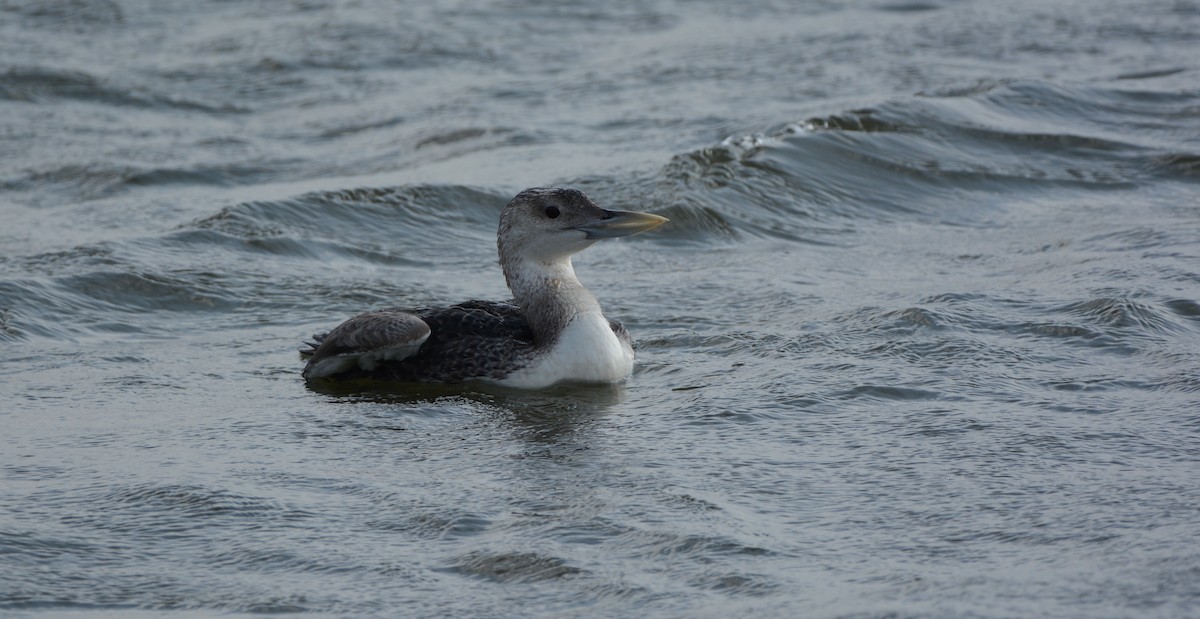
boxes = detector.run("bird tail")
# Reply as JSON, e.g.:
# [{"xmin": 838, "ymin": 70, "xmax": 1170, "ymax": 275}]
[{"xmin": 297, "ymin": 332, "xmax": 327, "ymax": 360}]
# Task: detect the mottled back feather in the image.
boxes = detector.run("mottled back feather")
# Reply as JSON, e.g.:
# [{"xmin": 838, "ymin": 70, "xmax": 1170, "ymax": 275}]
[
  {"xmin": 304, "ymin": 301, "xmax": 534, "ymax": 383},
  {"xmin": 302, "ymin": 300, "xmax": 632, "ymax": 383}
]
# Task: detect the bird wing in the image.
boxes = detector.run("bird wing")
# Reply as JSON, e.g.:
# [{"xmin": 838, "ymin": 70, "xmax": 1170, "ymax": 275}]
[{"xmin": 302, "ymin": 309, "xmax": 432, "ymax": 380}]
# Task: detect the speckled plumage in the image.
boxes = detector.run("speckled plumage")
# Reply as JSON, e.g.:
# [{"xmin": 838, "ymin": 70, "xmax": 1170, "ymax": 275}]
[
  {"xmin": 300, "ymin": 187, "xmax": 665, "ymax": 388},
  {"xmin": 301, "ymin": 299, "xmax": 634, "ymax": 383}
]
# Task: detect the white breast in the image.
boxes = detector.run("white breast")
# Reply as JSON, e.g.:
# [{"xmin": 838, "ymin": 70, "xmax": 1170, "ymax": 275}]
[{"xmin": 496, "ymin": 312, "xmax": 634, "ymax": 389}]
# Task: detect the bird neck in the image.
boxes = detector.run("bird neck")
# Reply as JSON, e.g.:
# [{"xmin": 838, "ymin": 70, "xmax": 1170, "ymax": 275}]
[{"xmin": 503, "ymin": 255, "xmax": 602, "ymax": 346}]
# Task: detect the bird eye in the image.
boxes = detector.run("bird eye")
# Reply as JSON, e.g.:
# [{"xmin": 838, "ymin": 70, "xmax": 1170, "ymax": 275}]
[{"xmin": 544, "ymin": 206, "xmax": 560, "ymax": 219}]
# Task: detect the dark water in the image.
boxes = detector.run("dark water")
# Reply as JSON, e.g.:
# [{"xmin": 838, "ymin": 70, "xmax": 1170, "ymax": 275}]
[{"xmin": 3, "ymin": 0, "xmax": 1200, "ymax": 617}]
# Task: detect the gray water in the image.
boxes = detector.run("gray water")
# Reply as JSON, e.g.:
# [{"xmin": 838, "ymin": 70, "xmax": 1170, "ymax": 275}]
[{"xmin": 3, "ymin": 0, "xmax": 1200, "ymax": 617}]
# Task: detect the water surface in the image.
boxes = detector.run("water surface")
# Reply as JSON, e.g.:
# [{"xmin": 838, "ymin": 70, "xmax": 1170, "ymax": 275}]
[{"xmin": 2, "ymin": 0, "xmax": 1199, "ymax": 617}]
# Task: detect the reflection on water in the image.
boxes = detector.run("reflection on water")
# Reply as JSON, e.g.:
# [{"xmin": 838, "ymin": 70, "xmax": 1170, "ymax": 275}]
[{"xmin": 306, "ymin": 379, "xmax": 627, "ymax": 443}]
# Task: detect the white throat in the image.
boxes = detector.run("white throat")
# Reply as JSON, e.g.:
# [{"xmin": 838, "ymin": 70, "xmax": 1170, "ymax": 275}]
[
  {"xmin": 496, "ymin": 253, "xmax": 635, "ymax": 388},
  {"xmin": 504, "ymin": 254, "xmax": 602, "ymax": 344}
]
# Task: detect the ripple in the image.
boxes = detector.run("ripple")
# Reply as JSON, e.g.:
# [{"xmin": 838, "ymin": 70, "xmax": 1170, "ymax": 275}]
[
  {"xmin": 2, "ymin": 0, "xmax": 124, "ymax": 26},
  {"xmin": 446, "ymin": 551, "xmax": 583, "ymax": 583},
  {"xmin": 0, "ymin": 65, "xmax": 242, "ymax": 113},
  {"xmin": 1164, "ymin": 298, "xmax": 1200, "ymax": 320},
  {"xmin": 3, "ymin": 161, "xmax": 275, "ymax": 200},
  {"xmin": 612, "ymin": 528, "xmax": 774, "ymax": 560},
  {"xmin": 1149, "ymin": 152, "xmax": 1200, "ymax": 178},
  {"xmin": 366, "ymin": 506, "xmax": 493, "ymax": 540},
  {"xmin": 689, "ymin": 572, "xmax": 778, "ymax": 596},
  {"xmin": 835, "ymin": 384, "xmax": 941, "ymax": 401},
  {"xmin": 189, "ymin": 184, "xmax": 503, "ymax": 252},
  {"xmin": 1059, "ymin": 297, "xmax": 1179, "ymax": 334},
  {"xmin": 87, "ymin": 483, "xmax": 311, "ymax": 525}
]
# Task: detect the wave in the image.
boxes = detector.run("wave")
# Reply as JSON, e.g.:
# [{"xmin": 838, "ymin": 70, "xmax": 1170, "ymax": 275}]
[
  {"xmin": 3, "ymin": 78, "xmax": 1197, "ymax": 344},
  {"xmin": 0, "ymin": 161, "xmax": 282, "ymax": 201},
  {"xmin": 0, "ymin": 184, "xmax": 513, "ymax": 341},
  {"xmin": 0, "ymin": 65, "xmax": 245, "ymax": 113},
  {"xmin": 646, "ymin": 79, "xmax": 1200, "ymax": 242}
]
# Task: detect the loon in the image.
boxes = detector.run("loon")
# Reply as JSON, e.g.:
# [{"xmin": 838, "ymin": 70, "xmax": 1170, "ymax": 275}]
[{"xmin": 300, "ymin": 187, "xmax": 668, "ymax": 389}]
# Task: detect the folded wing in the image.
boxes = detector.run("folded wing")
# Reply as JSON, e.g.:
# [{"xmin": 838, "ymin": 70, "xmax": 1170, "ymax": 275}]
[{"xmin": 302, "ymin": 309, "xmax": 431, "ymax": 379}]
